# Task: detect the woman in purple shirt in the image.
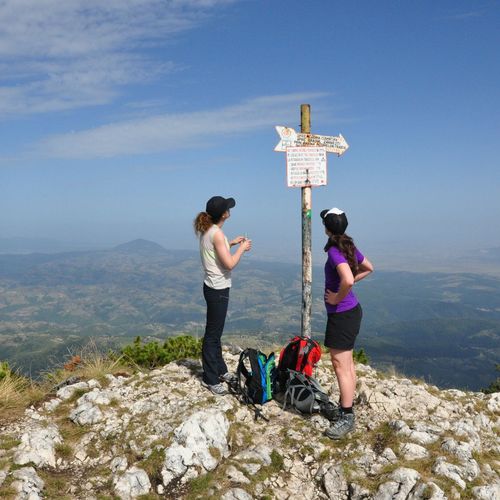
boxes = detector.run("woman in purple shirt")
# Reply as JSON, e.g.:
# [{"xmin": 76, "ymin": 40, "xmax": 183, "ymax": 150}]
[{"xmin": 320, "ymin": 208, "xmax": 373, "ymax": 439}]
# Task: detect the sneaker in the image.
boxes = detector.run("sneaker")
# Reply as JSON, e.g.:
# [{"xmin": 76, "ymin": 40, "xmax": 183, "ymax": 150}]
[
  {"xmin": 201, "ymin": 381, "xmax": 228, "ymax": 395},
  {"xmin": 324, "ymin": 413, "xmax": 355, "ymax": 440},
  {"xmin": 220, "ymin": 372, "xmax": 238, "ymax": 385}
]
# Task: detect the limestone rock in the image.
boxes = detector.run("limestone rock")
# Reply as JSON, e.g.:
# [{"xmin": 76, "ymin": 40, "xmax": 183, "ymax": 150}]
[
  {"xmin": 400, "ymin": 442, "xmax": 429, "ymax": 461},
  {"xmin": 11, "ymin": 467, "xmax": 44, "ymax": 500},
  {"xmin": 113, "ymin": 466, "xmax": 151, "ymax": 499},
  {"xmin": 110, "ymin": 456, "xmax": 128, "ymax": 473},
  {"xmin": 221, "ymin": 488, "xmax": 253, "ymax": 500},
  {"xmin": 161, "ymin": 409, "xmax": 229, "ymax": 486},
  {"xmin": 42, "ymin": 398, "xmax": 62, "ymax": 412},
  {"xmin": 13, "ymin": 424, "xmax": 62, "ymax": 467},
  {"xmin": 69, "ymin": 401, "xmax": 104, "ymax": 425},
  {"xmin": 226, "ymin": 465, "xmax": 250, "ymax": 484},
  {"xmin": 77, "ymin": 388, "xmax": 119, "ymax": 406},
  {"xmin": 407, "ymin": 481, "xmax": 447, "ymax": 500},
  {"xmin": 486, "ymin": 392, "xmax": 500, "ymax": 413},
  {"xmin": 432, "ymin": 457, "xmax": 466, "ymax": 490},
  {"xmin": 374, "ymin": 467, "xmax": 420, "ymax": 500},
  {"xmin": 472, "ymin": 484, "xmax": 500, "ymax": 500},
  {"xmin": 321, "ymin": 464, "xmax": 348, "ymax": 499},
  {"xmin": 56, "ymin": 381, "xmax": 89, "ymax": 400}
]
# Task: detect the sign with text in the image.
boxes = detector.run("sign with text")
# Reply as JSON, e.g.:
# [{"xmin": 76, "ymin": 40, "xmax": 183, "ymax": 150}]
[
  {"xmin": 286, "ymin": 147, "xmax": 327, "ymax": 188},
  {"xmin": 275, "ymin": 126, "xmax": 349, "ymax": 156}
]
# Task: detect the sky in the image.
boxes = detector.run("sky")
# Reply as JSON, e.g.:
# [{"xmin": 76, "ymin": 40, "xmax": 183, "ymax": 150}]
[{"xmin": 1, "ymin": 0, "xmax": 499, "ymax": 267}]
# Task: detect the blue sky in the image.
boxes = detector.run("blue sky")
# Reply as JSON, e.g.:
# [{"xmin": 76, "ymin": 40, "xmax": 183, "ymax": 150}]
[{"xmin": 1, "ymin": 0, "xmax": 499, "ymax": 266}]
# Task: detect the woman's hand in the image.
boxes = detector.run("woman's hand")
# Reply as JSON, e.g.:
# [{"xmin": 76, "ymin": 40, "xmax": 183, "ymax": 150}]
[
  {"xmin": 241, "ymin": 238, "xmax": 252, "ymax": 252},
  {"xmin": 230, "ymin": 236, "xmax": 245, "ymax": 247},
  {"xmin": 325, "ymin": 289, "xmax": 338, "ymax": 305}
]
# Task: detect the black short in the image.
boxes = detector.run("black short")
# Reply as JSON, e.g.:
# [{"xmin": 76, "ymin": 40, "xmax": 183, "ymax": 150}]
[{"xmin": 324, "ymin": 303, "xmax": 363, "ymax": 351}]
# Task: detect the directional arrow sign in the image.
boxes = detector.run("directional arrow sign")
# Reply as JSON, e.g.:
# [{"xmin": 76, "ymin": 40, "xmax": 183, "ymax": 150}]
[{"xmin": 274, "ymin": 126, "xmax": 349, "ymax": 156}]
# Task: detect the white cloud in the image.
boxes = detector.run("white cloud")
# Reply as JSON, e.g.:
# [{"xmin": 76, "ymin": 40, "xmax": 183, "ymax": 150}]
[
  {"xmin": 35, "ymin": 92, "xmax": 330, "ymax": 159},
  {"xmin": 0, "ymin": 0, "xmax": 235, "ymax": 116}
]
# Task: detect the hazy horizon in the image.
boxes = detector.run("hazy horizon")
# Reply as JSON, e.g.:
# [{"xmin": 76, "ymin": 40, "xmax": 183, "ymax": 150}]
[{"xmin": 1, "ymin": 235, "xmax": 499, "ymax": 277}]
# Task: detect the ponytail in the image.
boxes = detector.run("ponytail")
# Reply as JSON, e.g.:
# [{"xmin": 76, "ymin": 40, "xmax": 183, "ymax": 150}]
[
  {"xmin": 194, "ymin": 212, "xmax": 214, "ymax": 235},
  {"xmin": 324, "ymin": 234, "xmax": 359, "ymax": 276}
]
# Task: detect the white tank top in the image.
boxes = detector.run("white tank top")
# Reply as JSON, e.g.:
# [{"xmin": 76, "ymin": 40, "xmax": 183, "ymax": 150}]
[{"xmin": 200, "ymin": 225, "xmax": 231, "ymax": 289}]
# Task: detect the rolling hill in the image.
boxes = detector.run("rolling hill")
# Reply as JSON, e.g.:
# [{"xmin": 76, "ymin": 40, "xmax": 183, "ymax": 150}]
[{"xmin": 0, "ymin": 240, "xmax": 498, "ymax": 390}]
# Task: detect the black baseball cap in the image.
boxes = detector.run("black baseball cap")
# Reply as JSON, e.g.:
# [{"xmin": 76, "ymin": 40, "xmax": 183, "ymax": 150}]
[
  {"xmin": 320, "ymin": 207, "xmax": 348, "ymax": 235},
  {"xmin": 206, "ymin": 196, "xmax": 236, "ymax": 219}
]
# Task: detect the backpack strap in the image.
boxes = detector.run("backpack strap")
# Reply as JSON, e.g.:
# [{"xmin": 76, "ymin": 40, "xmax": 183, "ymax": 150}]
[
  {"xmin": 282, "ymin": 370, "xmax": 315, "ymax": 414},
  {"xmin": 297, "ymin": 338, "xmax": 320, "ymax": 372},
  {"xmin": 233, "ymin": 349, "xmax": 270, "ymax": 422},
  {"xmin": 236, "ymin": 349, "xmax": 251, "ymax": 397}
]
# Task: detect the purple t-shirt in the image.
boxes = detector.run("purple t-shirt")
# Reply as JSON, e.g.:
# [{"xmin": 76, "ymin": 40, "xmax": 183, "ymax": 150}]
[{"xmin": 324, "ymin": 246, "xmax": 364, "ymax": 314}]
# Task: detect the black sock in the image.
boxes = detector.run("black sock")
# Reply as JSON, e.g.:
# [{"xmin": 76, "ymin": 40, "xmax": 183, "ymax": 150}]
[{"xmin": 341, "ymin": 406, "xmax": 353, "ymax": 414}]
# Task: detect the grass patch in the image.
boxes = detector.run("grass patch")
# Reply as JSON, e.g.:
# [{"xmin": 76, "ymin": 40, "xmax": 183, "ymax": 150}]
[
  {"xmin": 370, "ymin": 422, "xmax": 400, "ymax": 455},
  {"xmin": 55, "ymin": 442, "xmax": 73, "ymax": 460},
  {"xmin": 86, "ymin": 439, "xmax": 101, "ymax": 460},
  {"xmin": 0, "ymin": 482, "xmax": 16, "ymax": 499},
  {"xmin": 1, "ymin": 341, "xmax": 133, "ymax": 424},
  {"xmin": 209, "ymin": 447, "xmax": 221, "ymax": 461},
  {"xmin": 138, "ymin": 447, "xmax": 166, "ymax": 487},
  {"xmin": 77, "ymin": 344, "xmax": 132, "ymax": 385},
  {"xmin": 37, "ymin": 469, "xmax": 74, "ymax": 499},
  {"xmin": 269, "ymin": 450, "xmax": 284, "ymax": 471},
  {"xmin": 172, "ymin": 388, "xmax": 188, "ymax": 397},
  {"xmin": 185, "ymin": 470, "xmax": 216, "ymax": 500},
  {"xmin": 246, "ymin": 449, "xmax": 286, "ymax": 489},
  {"xmin": 228, "ymin": 422, "xmax": 253, "ymax": 453},
  {"xmin": 300, "ymin": 444, "xmax": 315, "ymax": 457},
  {"xmin": 317, "ymin": 448, "xmax": 333, "ymax": 462},
  {"xmin": 58, "ymin": 418, "xmax": 87, "ymax": 444},
  {"xmin": 183, "ymin": 445, "xmax": 282, "ymax": 499},
  {"xmin": 0, "ymin": 436, "xmax": 21, "ymax": 451},
  {"xmin": 183, "ymin": 465, "xmax": 232, "ymax": 500},
  {"xmin": 0, "ymin": 372, "xmax": 45, "ymax": 423}
]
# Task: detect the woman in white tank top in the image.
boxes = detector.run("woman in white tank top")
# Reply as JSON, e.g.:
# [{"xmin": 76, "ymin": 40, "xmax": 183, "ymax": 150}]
[{"xmin": 194, "ymin": 196, "xmax": 252, "ymax": 395}]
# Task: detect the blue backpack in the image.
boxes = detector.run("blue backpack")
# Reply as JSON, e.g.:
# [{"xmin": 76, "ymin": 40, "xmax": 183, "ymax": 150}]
[{"xmin": 236, "ymin": 348, "xmax": 276, "ymax": 405}]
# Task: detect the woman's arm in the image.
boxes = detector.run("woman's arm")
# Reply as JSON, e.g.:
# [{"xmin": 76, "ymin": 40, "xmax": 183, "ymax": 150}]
[
  {"xmin": 354, "ymin": 257, "xmax": 374, "ymax": 283},
  {"xmin": 213, "ymin": 231, "xmax": 251, "ymax": 270},
  {"xmin": 229, "ymin": 236, "xmax": 245, "ymax": 247},
  {"xmin": 325, "ymin": 263, "xmax": 354, "ymax": 305}
]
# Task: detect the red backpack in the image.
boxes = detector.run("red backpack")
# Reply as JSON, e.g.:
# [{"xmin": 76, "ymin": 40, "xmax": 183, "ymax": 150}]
[{"xmin": 277, "ymin": 336, "xmax": 322, "ymax": 391}]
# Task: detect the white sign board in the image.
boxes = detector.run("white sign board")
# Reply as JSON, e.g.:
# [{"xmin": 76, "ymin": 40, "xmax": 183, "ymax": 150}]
[
  {"xmin": 286, "ymin": 147, "xmax": 327, "ymax": 188},
  {"xmin": 275, "ymin": 126, "xmax": 349, "ymax": 156}
]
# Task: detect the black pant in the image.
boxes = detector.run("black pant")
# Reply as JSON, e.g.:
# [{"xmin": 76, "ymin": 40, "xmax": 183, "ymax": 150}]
[{"xmin": 202, "ymin": 284, "xmax": 230, "ymax": 385}]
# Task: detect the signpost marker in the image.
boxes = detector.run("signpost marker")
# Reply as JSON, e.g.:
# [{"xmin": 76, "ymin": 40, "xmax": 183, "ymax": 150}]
[
  {"xmin": 275, "ymin": 105, "xmax": 349, "ymax": 338},
  {"xmin": 300, "ymin": 104, "xmax": 313, "ymax": 338}
]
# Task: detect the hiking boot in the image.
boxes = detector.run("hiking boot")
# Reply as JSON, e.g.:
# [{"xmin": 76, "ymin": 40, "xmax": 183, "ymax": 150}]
[
  {"xmin": 324, "ymin": 412, "xmax": 355, "ymax": 440},
  {"xmin": 321, "ymin": 403, "xmax": 342, "ymax": 422},
  {"xmin": 201, "ymin": 381, "xmax": 228, "ymax": 395},
  {"xmin": 220, "ymin": 372, "xmax": 238, "ymax": 385}
]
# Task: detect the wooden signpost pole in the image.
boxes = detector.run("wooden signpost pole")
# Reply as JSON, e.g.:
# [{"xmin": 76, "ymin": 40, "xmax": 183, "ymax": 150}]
[
  {"xmin": 300, "ymin": 104, "xmax": 312, "ymax": 338},
  {"xmin": 274, "ymin": 107, "xmax": 348, "ymax": 339}
]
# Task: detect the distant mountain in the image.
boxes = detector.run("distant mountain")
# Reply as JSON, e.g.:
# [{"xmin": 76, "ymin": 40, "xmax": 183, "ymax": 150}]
[
  {"xmin": 0, "ymin": 241, "xmax": 499, "ymax": 390},
  {"xmin": 113, "ymin": 239, "xmax": 168, "ymax": 255}
]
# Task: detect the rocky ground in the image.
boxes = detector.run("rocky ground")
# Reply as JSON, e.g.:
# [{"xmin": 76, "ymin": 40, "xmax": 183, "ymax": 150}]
[{"xmin": 0, "ymin": 348, "xmax": 499, "ymax": 499}]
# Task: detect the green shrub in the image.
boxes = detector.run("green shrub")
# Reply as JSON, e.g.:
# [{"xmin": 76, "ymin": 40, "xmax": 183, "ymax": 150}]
[
  {"xmin": 0, "ymin": 361, "xmax": 11, "ymax": 381},
  {"xmin": 482, "ymin": 364, "xmax": 500, "ymax": 394},
  {"xmin": 121, "ymin": 336, "xmax": 203, "ymax": 368},
  {"xmin": 353, "ymin": 348, "xmax": 369, "ymax": 364}
]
